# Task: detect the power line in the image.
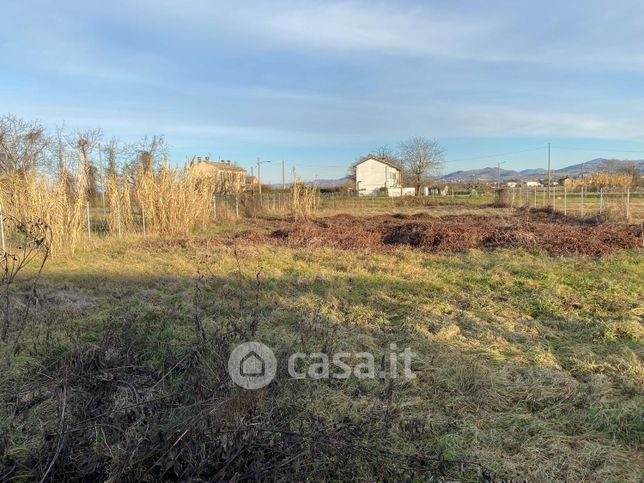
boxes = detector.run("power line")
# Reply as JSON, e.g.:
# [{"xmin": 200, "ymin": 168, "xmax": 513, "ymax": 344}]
[
  {"xmin": 551, "ymin": 145, "xmax": 644, "ymax": 154},
  {"xmin": 444, "ymin": 146, "xmax": 547, "ymax": 164}
]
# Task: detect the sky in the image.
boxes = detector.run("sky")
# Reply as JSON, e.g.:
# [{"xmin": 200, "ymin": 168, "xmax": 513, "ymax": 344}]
[{"xmin": 2, "ymin": 0, "xmax": 644, "ymax": 183}]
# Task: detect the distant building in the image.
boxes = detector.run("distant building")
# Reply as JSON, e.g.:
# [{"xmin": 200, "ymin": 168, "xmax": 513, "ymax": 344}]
[
  {"xmin": 525, "ymin": 181, "xmax": 542, "ymax": 187},
  {"xmin": 507, "ymin": 181, "xmax": 518, "ymax": 188},
  {"xmin": 190, "ymin": 156, "xmax": 247, "ymax": 193},
  {"xmin": 353, "ymin": 157, "xmax": 401, "ymax": 196},
  {"xmin": 245, "ymin": 175, "xmax": 258, "ymax": 191},
  {"xmin": 388, "ymin": 187, "xmax": 416, "ymax": 197}
]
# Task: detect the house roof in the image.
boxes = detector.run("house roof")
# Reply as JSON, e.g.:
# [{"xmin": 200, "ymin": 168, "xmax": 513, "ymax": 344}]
[
  {"xmin": 192, "ymin": 158, "xmax": 246, "ymax": 173},
  {"xmin": 353, "ymin": 157, "xmax": 401, "ymax": 171}
]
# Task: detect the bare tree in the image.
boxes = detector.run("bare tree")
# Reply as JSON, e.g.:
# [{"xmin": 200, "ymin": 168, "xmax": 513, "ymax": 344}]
[
  {"xmin": 354, "ymin": 146, "xmax": 401, "ymax": 167},
  {"xmin": 103, "ymin": 137, "xmax": 124, "ymax": 181},
  {"xmin": 374, "ymin": 145, "xmax": 400, "ymax": 166},
  {"xmin": 135, "ymin": 135, "xmax": 167, "ymax": 174},
  {"xmin": 599, "ymin": 159, "xmax": 622, "ymax": 175},
  {"xmin": 71, "ymin": 129, "xmax": 102, "ymax": 202},
  {"xmin": 399, "ymin": 136, "xmax": 445, "ymax": 194},
  {"xmin": 0, "ymin": 114, "xmax": 49, "ymax": 175},
  {"xmin": 52, "ymin": 125, "xmax": 68, "ymax": 177},
  {"xmin": 623, "ymin": 161, "xmax": 642, "ymax": 188}
]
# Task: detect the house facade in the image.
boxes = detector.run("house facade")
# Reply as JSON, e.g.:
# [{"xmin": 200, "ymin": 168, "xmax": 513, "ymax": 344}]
[
  {"xmin": 354, "ymin": 157, "xmax": 401, "ymax": 196},
  {"xmin": 190, "ymin": 157, "xmax": 247, "ymax": 193}
]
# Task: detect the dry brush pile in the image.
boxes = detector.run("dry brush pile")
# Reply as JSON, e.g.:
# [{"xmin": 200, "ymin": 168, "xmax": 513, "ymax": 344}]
[{"xmin": 257, "ymin": 211, "xmax": 643, "ymax": 257}]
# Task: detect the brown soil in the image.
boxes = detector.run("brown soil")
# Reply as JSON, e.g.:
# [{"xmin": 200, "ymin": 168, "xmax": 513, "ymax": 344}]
[{"xmin": 140, "ymin": 210, "xmax": 643, "ymax": 257}]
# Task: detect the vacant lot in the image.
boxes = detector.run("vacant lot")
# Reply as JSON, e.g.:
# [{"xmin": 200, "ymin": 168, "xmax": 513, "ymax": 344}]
[{"xmin": 1, "ymin": 206, "xmax": 642, "ymax": 481}]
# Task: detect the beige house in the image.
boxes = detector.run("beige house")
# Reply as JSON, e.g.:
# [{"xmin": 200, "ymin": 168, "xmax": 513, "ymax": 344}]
[
  {"xmin": 190, "ymin": 157, "xmax": 247, "ymax": 193},
  {"xmin": 354, "ymin": 157, "xmax": 401, "ymax": 196}
]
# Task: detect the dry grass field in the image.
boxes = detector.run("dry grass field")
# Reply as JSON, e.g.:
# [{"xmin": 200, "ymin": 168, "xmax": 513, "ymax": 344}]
[{"xmin": 0, "ymin": 204, "xmax": 642, "ymax": 481}]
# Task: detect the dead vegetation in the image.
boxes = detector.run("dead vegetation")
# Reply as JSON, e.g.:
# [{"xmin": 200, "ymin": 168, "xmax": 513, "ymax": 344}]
[
  {"xmin": 1, "ymin": 216, "xmax": 51, "ymax": 344},
  {"xmin": 266, "ymin": 210, "xmax": 642, "ymax": 256},
  {"xmin": 289, "ymin": 179, "xmax": 317, "ymax": 221},
  {"xmin": 141, "ymin": 210, "xmax": 642, "ymax": 257}
]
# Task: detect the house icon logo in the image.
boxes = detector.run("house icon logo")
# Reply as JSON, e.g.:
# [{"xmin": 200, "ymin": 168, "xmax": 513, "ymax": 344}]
[
  {"xmin": 228, "ymin": 342, "xmax": 277, "ymax": 390},
  {"xmin": 240, "ymin": 350, "xmax": 265, "ymax": 377}
]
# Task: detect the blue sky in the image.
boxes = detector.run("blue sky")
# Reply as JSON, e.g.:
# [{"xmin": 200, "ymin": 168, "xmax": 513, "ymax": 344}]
[{"xmin": 2, "ymin": 0, "xmax": 644, "ymax": 182}]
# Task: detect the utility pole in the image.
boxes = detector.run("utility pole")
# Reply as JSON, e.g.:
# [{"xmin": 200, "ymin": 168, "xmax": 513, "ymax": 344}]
[
  {"xmin": 257, "ymin": 158, "xmax": 261, "ymax": 196},
  {"xmin": 496, "ymin": 162, "xmax": 501, "ymax": 189},
  {"xmin": 282, "ymin": 159, "xmax": 285, "ymax": 190},
  {"xmin": 257, "ymin": 157, "xmax": 271, "ymax": 197},
  {"xmin": 547, "ymin": 143, "xmax": 551, "ymax": 203}
]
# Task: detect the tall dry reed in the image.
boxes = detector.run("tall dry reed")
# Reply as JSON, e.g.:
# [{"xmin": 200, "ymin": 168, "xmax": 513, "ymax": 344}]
[
  {"xmin": 135, "ymin": 165, "xmax": 214, "ymax": 236},
  {"xmin": 290, "ymin": 180, "xmax": 317, "ymax": 221},
  {"xmin": 0, "ymin": 167, "xmax": 87, "ymax": 254}
]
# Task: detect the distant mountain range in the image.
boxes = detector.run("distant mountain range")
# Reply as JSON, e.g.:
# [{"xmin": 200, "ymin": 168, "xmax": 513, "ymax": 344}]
[
  {"xmin": 440, "ymin": 158, "xmax": 644, "ymax": 182},
  {"xmin": 270, "ymin": 158, "xmax": 643, "ymax": 188}
]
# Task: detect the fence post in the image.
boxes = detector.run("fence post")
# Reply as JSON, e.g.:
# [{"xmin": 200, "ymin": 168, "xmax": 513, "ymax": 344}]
[
  {"xmin": 599, "ymin": 188, "xmax": 604, "ymax": 214},
  {"xmin": 213, "ymin": 194, "xmax": 217, "ymax": 219},
  {"xmin": 626, "ymin": 188, "xmax": 630, "ymax": 221},
  {"xmin": 0, "ymin": 205, "xmax": 5, "ymax": 253},
  {"xmin": 142, "ymin": 206, "xmax": 146, "ymax": 236},
  {"xmin": 553, "ymin": 186, "xmax": 556, "ymax": 211},
  {"xmin": 542, "ymin": 186, "xmax": 546, "ymax": 206},
  {"xmin": 236, "ymin": 196, "xmax": 240, "ymax": 218},
  {"xmin": 581, "ymin": 187, "xmax": 585, "ymax": 217},
  {"xmin": 534, "ymin": 187, "xmax": 537, "ymax": 208},
  {"xmin": 86, "ymin": 201, "xmax": 91, "ymax": 239},
  {"xmin": 564, "ymin": 185, "xmax": 567, "ymax": 216}
]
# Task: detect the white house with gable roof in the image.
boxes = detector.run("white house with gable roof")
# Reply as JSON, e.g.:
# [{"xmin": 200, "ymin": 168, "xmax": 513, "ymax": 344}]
[{"xmin": 353, "ymin": 157, "xmax": 402, "ymax": 196}]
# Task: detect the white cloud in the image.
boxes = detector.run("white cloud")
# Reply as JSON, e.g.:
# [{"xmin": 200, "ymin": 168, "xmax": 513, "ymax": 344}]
[{"xmin": 254, "ymin": 3, "xmax": 492, "ymax": 58}]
